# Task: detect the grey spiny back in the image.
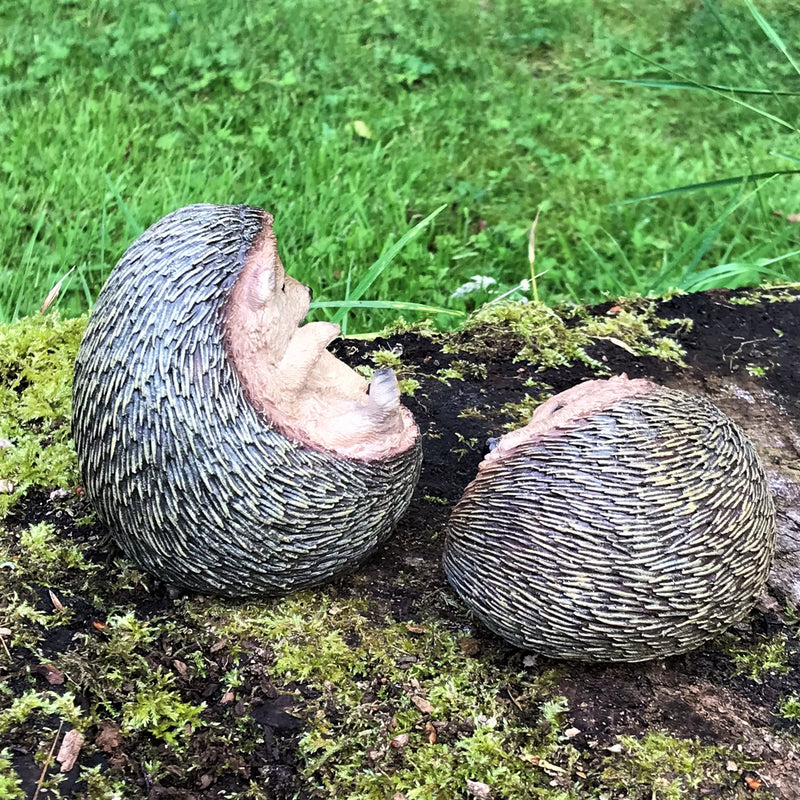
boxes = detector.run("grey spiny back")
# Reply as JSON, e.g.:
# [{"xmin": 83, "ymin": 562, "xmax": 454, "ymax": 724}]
[
  {"xmin": 443, "ymin": 388, "xmax": 776, "ymax": 661},
  {"xmin": 73, "ymin": 204, "xmax": 421, "ymax": 596}
]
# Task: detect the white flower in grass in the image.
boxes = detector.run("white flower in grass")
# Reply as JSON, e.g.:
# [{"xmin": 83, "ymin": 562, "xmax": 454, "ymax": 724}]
[{"xmin": 450, "ymin": 275, "xmax": 497, "ymax": 299}]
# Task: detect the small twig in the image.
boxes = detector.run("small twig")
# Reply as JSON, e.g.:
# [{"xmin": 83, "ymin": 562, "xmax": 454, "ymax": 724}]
[
  {"xmin": 528, "ymin": 209, "xmax": 542, "ymax": 303},
  {"xmin": 506, "ymin": 687, "xmax": 523, "ymax": 711},
  {"xmin": 39, "ymin": 267, "xmax": 75, "ymax": 314},
  {"xmin": 32, "ymin": 720, "xmax": 63, "ymax": 800}
]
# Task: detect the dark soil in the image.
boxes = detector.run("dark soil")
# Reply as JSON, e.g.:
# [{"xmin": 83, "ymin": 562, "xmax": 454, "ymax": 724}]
[{"xmin": 2, "ymin": 287, "xmax": 799, "ymax": 799}]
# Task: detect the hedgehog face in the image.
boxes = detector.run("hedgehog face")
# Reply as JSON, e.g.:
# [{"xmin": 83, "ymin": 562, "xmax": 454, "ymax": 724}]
[
  {"xmin": 224, "ymin": 216, "xmax": 418, "ymax": 461},
  {"xmin": 226, "ymin": 225, "xmax": 311, "ymax": 360}
]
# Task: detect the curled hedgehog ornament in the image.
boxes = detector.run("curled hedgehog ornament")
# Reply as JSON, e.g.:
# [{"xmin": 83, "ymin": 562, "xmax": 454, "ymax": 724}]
[
  {"xmin": 73, "ymin": 204, "xmax": 422, "ymax": 596},
  {"xmin": 443, "ymin": 375, "xmax": 776, "ymax": 662}
]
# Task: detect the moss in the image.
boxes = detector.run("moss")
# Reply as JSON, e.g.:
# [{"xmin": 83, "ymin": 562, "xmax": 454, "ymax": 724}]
[
  {"xmin": 0, "ymin": 749, "xmax": 24, "ymax": 800},
  {"xmin": 499, "ymin": 393, "xmax": 547, "ymax": 428},
  {"xmin": 372, "ymin": 349, "xmax": 404, "ymax": 370},
  {"xmin": 183, "ymin": 594, "xmax": 581, "ymax": 799},
  {"xmin": 730, "ymin": 636, "xmax": 790, "ymax": 682},
  {"xmin": 398, "ymin": 378, "xmax": 420, "ymax": 396},
  {"xmin": 601, "ymin": 732, "xmax": 732, "ymax": 800},
  {"xmin": 120, "ymin": 671, "xmax": 205, "ymax": 746},
  {"xmin": 17, "ymin": 521, "xmax": 100, "ymax": 584},
  {"xmin": 728, "ymin": 282, "xmax": 800, "ymax": 305},
  {"xmin": 435, "ymin": 360, "xmax": 488, "ymax": 383},
  {"xmin": 445, "ymin": 298, "xmax": 690, "ymax": 373},
  {"xmin": 0, "ymin": 313, "xmax": 87, "ymax": 517},
  {"xmin": 0, "ymin": 519, "xmax": 102, "ymax": 651},
  {"xmin": 0, "ymin": 690, "xmax": 85, "ymax": 734},
  {"xmin": 778, "ymin": 694, "xmax": 800, "ymax": 719}
]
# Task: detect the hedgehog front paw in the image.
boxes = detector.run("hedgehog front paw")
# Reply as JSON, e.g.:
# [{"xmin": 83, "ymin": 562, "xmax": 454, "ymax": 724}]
[{"xmin": 368, "ymin": 368, "xmax": 401, "ymax": 413}]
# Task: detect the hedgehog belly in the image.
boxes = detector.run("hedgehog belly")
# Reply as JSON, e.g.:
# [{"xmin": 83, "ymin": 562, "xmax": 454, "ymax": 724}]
[{"xmin": 442, "ymin": 387, "xmax": 776, "ymax": 661}]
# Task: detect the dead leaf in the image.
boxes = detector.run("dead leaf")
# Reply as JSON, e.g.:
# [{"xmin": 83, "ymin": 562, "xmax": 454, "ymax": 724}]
[
  {"xmin": 0, "ymin": 439, "xmax": 12, "ymax": 449},
  {"xmin": 49, "ymin": 590, "xmax": 64, "ymax": 611},
  {"xmin": 92, "ymin": 620, "xmax": 107, "ymax": 632},
  {"xmin": 352, "ymin": 119, "xmax": 372, "ymax": 139},
  {"xmin": 458, "ymin": 636, "xmax": 480, "ymax": 656},
  {"xmin": 745, "ymin": 775, "xmax": 762, "ymax": 790},
  {"xmin": 221, "ymin": 690, "xmax": 235, "ymax": 704},
  {"xmin": 425, "ymin": 721, "xmax": 437, "ymax": 744},
  {"xmin": 772, "ymin": 210, "xmax": 800, "ymax": 223},
  {"xmin": 411, "ymin": 695, "xmax": 434, "ymax": 715},
  {"xmin": 466, "ymin": 778, "xmax": 492, "ymax": 799},
  {"xmin": 41, "ymin": 664, "xmax": 65, "ymax": 685},
  {"xmin": 0, "ymin": 480, "xmax": 15, "ymax": 494},
  {"xmin": 95, "ymin": 721, "xmax": 122, "ymax": 752},
  {"xmin": 405, "ymin": 623, "xmax": 426, "ymax": 634},
  {"xmin": 536, "ymin": 758, "xmax": 567, "ymax": 774},
  {"xmin": 0, "ymin": 627, "xmax": 12, "ymax": 637},
  {"xmin": 392, "ymin": 793, "xmax": 408, "ymax": 800},
  {"xmin": 56, "ymin": 729, "xmax": 84, "ymax": 772},
  {"xmin": 40, "ymin": 267, "xmax": 76, "ymax": 314},
  {"xmin": 210, "ymin": 639, "xmax": 227, "ymax": 653},
  {"xmin": 389, "ymin": 732, "xmax": 409, "ymax": 749},
  {"xmin": 173, "ymin": 659, "xmax": 188, "ymax": 677}
]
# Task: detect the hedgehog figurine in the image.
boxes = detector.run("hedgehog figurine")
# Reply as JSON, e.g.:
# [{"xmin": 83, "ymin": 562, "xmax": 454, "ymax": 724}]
[
  {"xmin": 442, "ymin": 375, "xmax": 776, "ymax": 662},
  {"xmin": 72, "ymin": 204, "xmax": 422, "ymax": 597}
]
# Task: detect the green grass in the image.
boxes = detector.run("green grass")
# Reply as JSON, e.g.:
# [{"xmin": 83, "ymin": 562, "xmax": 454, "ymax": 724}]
[{"xmin": 2, "ymin": 0, "xmax": 800, "ymax": 331}]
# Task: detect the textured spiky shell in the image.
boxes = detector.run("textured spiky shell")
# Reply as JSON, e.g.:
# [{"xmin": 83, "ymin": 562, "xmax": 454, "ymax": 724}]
[
  {"xmin": 442, "ymin": 387, "xmax": 776, "ymax": 661},
  {"xmin": 72, "ymin": 204, "xmax": 422, "ymax": 597}
]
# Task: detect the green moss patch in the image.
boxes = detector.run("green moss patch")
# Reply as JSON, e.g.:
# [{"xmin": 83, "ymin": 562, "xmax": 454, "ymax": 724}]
[
  {"xmin": 445, "ymin": 298, "xmax": 690, "ymax": 374},
  {"xmin": 0, "ymin": 313, "xmax": 87, "ymax": 516}
]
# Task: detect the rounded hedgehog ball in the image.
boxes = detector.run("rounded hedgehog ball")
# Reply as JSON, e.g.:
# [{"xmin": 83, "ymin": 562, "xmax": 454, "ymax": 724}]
[
  {"xmin": 442, "ymin": 375, "xmax": 776, "ymax": 662},
  {"xmin": 73, "ymin": 204, "xmax": 422, "ymax": 597}
]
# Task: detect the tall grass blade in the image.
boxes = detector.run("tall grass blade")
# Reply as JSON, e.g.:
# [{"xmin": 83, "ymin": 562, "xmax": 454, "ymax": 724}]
[
  {"xmin": 609, "ymin": 79, "xmax": 800, "ymax": 96},
  {"xmin": 312, "ymin": 300, "xmax": 465, "ymax": 317},
  {"xmin": 616, "ymin": 170, "xmax": 800, "ymax": 204},
  {"xmin": 104, "ymin": 175, "xmax": 144, "ymax": 237},
  {"xmin": 681, "ymin": 248, "xmax": 800, "ymax": 292},
  {"xmin": 331, "ymin": 205, "xmax": 447, "ymax": 325},
  {"xmin": 11, "ymin": 210, "xmax": 47, "ymax": 321},
  {"xmin": 618, "ymin": 46, "xmax": 798, "ymax": 132},
  {"xmin": 744, "ymin": 0, "xmax": 800, "ymax": 77},
  {"xmin": 650, "ymin": 178, "xmax": 781, "ymax": 293}
]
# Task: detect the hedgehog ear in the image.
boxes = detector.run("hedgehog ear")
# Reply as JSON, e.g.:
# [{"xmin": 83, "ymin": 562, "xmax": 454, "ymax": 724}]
[{"xmin": 250, "ymin": 264, "xmax": 278, "ymax": 308}]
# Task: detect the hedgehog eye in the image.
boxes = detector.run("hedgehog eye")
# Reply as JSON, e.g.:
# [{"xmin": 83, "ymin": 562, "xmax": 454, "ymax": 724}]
[{"xmin": 281, "ymin": 282, "xmax": 286, "ymax": 293}]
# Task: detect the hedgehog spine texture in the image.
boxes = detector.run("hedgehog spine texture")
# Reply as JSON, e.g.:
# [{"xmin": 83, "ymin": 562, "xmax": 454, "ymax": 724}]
[
  {"xmin": 443, "ymin": 388, "xmax": 776, "ymax": 662},
  {"xmin": 73, "ymin": 204, "xmax": 421, "ymax": 597}
]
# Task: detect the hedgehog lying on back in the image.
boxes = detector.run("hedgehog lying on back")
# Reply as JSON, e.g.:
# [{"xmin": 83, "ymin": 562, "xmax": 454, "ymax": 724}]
[{"xmin": 73, "ymin": 204, "xmax": 422, "ymax": 597}]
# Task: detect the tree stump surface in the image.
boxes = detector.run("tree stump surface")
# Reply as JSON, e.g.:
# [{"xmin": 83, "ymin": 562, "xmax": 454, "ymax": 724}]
[{"xmin": 2, "ymin": 286, "xmax": 799, "ymax": 799}]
